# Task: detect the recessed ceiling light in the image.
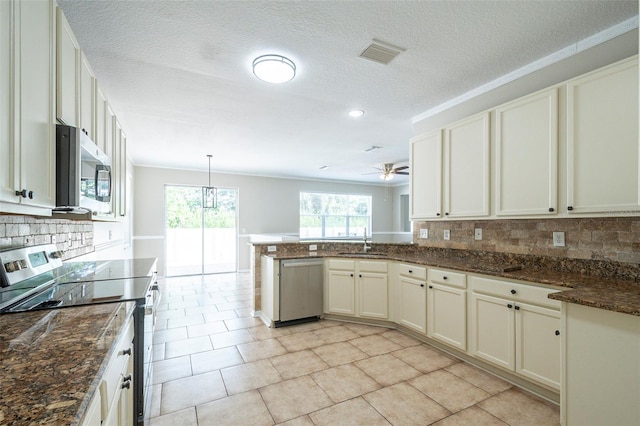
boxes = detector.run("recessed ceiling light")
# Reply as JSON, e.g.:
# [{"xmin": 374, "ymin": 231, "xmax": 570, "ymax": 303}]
[
  {"xmin": 348, "ymin": 110, "xmax": 365, "ymax": 118},
  {"xmin": 252, "ymin": 54, "xmax": 296, "ymax": 84}
]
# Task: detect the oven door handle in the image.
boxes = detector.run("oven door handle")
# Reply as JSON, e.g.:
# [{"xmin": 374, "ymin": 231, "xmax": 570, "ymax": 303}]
[{"xmin": 145, "ymin": 282, "xmax": 161, "ymax": 314}]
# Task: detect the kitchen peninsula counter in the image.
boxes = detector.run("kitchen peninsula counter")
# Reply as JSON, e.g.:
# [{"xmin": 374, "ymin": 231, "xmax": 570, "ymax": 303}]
[
  {"xmin": 256, "ymin": 243, "xmax": 640, "ymax": 317},
  {"xmin": 0, "ymin": 302, "xmax": 135, "ymax": 425}
]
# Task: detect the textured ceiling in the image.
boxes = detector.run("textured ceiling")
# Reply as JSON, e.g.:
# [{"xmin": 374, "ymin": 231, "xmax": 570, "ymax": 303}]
[{"xmin": 57, "ymin": 0, "xmax": 638, "ymax": 184}]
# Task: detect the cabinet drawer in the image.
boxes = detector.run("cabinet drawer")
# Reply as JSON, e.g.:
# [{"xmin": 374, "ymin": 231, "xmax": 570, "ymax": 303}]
[
  {"xmin": 327, "ymin": 259, "xmax": 355, "ymax": 271},
  {"xmin": 397, "ymin": 263, "xmax": 427, "ymax": 280},
  {"xmin": 100, "ymin": 317, "xmax": 134, "ymax": 421},
  {"xmin": 469, "ymin": 276, "xmax": 561, "ymax": 309},
  {"xmin": 358, "ymin": 260, "xmax": 388, "ymax": 273},
  {"xmin": 430, "ymin": 268, "xmax": 466, "ymax": 288}
]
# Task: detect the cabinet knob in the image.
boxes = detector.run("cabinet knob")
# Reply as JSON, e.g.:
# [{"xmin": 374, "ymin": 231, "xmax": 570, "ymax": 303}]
[
  {"xmin": 15, "ymin": 189, "xmax": 27, "ymax": 198},
  {"xmin": 420, "ymin": 284, "xmax": 425, "ymax": 287},
  {"xmin": 408, "ymin": 270, "xmax": 413, "ymax": 273},
  {"xmin": 122, "ymin": 347, "xmax": 132, "ymax": 356},
  {"xmin": 436, "ymin": 213, "xmax": 441, "ymax": 216},
  {"xmin": 549, "ymin": 207, "xmax": 554, "ymax": 212},
  {"xmin": 510, "ymin": 289, "xmax": 516, "ymax": 295},
  {"xmin": 124, "ymin": 374, "xmax": 132, "ymax": 382},
  {"xmin": 443, "ymin": 276, "xmax": 448, "ymax": 280},
  {"xmin": 445, "ymin": 212, "xmax": 449, "ymax": 216},
  {"xmin": 555, "ymin": 330, "xmax": 560, "ymax": 336},
  {"xmin": 121, "ymin": 380, "xmax": 131, "ymax": 390},
  {"xmin": 568, "ymin": 206, "xmax": 574, "ymax": 211},
  {"xmin": 350, "ymin": 273, "xmax": 354, "ymax": 277},
  {"xmin": 507, "ymin": 304, "xmax": 513, "ymax": 309},
  {"xmin": 359, "ymin": 274, "xmax": 362, "ymax": 278},
  {"xmin": 28, "ymin": 191, "xmax": 33, "ymax": 199},
  {"xmin": 514, "ymin": 305, "xmax": 520, "ymax": 310},
  {"xmin": 428, "ymin": 285, "xmax": 433, "ymax": 289}
]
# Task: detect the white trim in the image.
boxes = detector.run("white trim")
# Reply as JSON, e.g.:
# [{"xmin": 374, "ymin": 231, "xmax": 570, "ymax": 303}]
[
  {"xmin": 412, "ymin": 16, "xmax": 639, "ymax": 123},
  {"xmin": 132, "ymin": 235, "xmax": 164, "ymax": 240}
]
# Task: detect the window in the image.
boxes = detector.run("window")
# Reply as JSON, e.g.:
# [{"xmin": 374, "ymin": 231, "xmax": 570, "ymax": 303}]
[{"xmin": 300, "ymin": 192, "xmax": 371, "ymax": 239}]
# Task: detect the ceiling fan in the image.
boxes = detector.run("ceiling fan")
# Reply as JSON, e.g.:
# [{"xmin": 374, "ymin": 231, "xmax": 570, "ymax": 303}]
[{"xmin": 369, "ymin": 163, "xmax": 410, "ymax": 181}]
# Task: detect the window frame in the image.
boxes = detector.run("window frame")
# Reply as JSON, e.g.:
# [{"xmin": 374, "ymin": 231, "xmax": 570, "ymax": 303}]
[{"xmin": 299, "ymin": 191, "xmax": 372, "ymax": 240}]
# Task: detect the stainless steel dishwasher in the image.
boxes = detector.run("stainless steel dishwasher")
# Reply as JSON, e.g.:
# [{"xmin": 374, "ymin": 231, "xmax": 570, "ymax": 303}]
[{"xmin": 276, "ymin": 258, "xmax": 324, "ymax": 327}]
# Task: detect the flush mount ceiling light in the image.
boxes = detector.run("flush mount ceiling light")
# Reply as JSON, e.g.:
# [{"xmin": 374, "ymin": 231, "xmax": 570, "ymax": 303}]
[
  {"xmin": 348, "ymin": 110, "xmax": 365, "ymax": 118},
  {"xmin": 252, "ymin": 54, "xmax": 296, "ymax": 83}
]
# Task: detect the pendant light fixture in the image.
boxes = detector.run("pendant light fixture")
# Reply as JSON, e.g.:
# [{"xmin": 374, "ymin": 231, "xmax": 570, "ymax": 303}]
[
  {"xmin": 202, "ymin": 154, "xmax": 217, "ymax": 209},
  {"xmin": 252, "ymin": 54, "xmax": 296, "ymax": 84}
]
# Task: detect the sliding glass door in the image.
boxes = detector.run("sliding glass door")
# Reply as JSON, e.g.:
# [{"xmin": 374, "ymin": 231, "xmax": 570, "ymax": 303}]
[{"xmin": 165, "ymin": 185, "xmax": 238, "ymax": 276}]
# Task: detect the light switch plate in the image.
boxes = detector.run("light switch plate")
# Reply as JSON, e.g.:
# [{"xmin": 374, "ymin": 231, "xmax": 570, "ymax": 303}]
[
  {"xmin": 553, "ymin": 232, "xmax": 565, "ymax": 247},
  {"xmin": 474, "ymin": 228, "xmax": 482, "ymax": 240},
  {"xmin": 444, "ymin": 230, "xmax": 451, "ymax": 240},
  {"xmin": 267, "ymin": 245, "xmax": 277, "ymax": 252},
  {"xmin": 419, "ymin": 229, "xmax": 428, "ymax": 239}
]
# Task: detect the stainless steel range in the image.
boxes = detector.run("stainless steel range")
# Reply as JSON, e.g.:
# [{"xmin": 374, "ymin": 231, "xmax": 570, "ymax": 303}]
[{"xmin": 0, "ymin": 244, "xmax": 159, "ymax": 425}]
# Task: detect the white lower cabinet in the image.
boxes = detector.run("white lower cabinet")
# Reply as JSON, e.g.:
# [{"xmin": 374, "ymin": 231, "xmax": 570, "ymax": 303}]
[
  {"xmin": 101, "ymin": 317, "xmax": 135, "ymax": 426},
  {"xmin": 396, "ymin": 263, "xmax": 427, "ymax": 334},
  {"xmin": 469, "ymin": 276, "xmax": 562, "ymax": 390},
  {"xmin": 427, "ymin": 268, "xmax": 467, "ymax": 350},
  {"xmin": 81, "ymin": 390, "xmax": 102, "ymax": 426},
  {"xmin": 326, "ymin": 259, "xmax": 388, "ymax": 319}
]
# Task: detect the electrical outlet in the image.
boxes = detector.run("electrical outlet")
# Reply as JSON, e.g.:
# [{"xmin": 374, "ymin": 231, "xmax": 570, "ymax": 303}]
[
  {"xmin": 309, "ymin": 244, "xmax": 317, "ymax": 251},
  {"xmin": 267, "ymin": 245, "xmax": 277, "ymax": 252},
  {"xmin": 419, "ymin": 229, "xmax": 429, "ymax": 239},
  {"xmin": 553, "ymin": 231, "xmax": 565, "ymax": 247},
  {"xmin": 444, "ymin": 229, "xmax": 451, "ymax": 240},
  {"xmin": 51, "ymin": 235, "xmax": 57, "ymax": 244},
  {"xmin": 474, "ymin": 228, "xmax": 482, "ymax": 240}
]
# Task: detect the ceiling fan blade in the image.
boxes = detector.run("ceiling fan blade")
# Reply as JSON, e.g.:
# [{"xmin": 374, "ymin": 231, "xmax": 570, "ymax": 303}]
[
  {"xmin": 394, "ymin": 171, "xmax": 410, "ymax": 175},
  {"xmin": 393, "ymin": 165, "xmax": 409, "ymax": 172}
]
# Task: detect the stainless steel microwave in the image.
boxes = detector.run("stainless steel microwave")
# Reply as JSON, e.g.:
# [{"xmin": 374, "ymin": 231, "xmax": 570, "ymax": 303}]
[{"xmin": 55, "ymin": 125, "xmax": 112, "ymax": 216}]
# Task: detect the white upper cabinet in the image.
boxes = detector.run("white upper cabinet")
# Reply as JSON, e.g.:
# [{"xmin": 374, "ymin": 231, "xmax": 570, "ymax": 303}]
[
  {"xmin": 410, "ymin": 130, "xmax": 442, "ymax": 220},
  {"xmin": 444, "ymin": 112, "xmax": 490, "ymax": 218},
  {"xmin": 79, "ymin": 51, "xmax": 95, "ymax": 139},
  {"xmin": 0, "ymin": 0, "xmax": 56, "ymax": 212},
  {"xmin": 495, "ymin": 88, "xmax": 558, "ymax": 216},
  {"xmin": 566, "ymin": 57, "xmax": 639, "ymax": 214},
  {"xmin": 55, "ymin": 6, "xmax": 79, "ymax": 127},
  {"xmin": 95, "ymin": 85, "xmax": 107, "ymax": 154}
]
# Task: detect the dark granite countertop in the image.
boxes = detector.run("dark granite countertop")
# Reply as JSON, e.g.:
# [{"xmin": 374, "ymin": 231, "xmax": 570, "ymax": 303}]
[
  {"xmin": 264, "ymin": 250, "xmax": 640, "ymax": 316},
  {"xmin": 0, "ymin": 302, "xmax": 135, "ymax": 425}
]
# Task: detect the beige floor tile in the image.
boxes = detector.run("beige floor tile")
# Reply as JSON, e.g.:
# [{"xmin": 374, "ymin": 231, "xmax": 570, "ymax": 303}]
[
  {"xmin": 431, "ymin": 406, "xmax": 508, "ymax": 426},
  {"xmin": 350, "ymin": 334, "xmax": 403, "ymax": 356},
  {"xmin": 211, "ymin": 329, "xmax": 255, "ymax": 349},
  {"xmin": 250, "ymin": 324, "xmax": 293, "ymax": 340},
  {"xmin": 224, "ymin": 316, "xmax": 264, "ymax": 330},
  {"xmin": 190, "ymin": 346, "xmax": 244, "ymax": 375},
  {"xmin": 309, "ymin": 397, "xmax": 391, "ymax": 425},
  {"xmin": 154, "ymin": 327, "xmax": 188, "ymax": 344},
  {"xmin": 275, "ymin": 415, "xmax": 314, "ymax": 426},
  {"xmin": 312, "ymin": 341, "xmax": 369, "ymax": 367},
  {"xmin": 286, "ymin": 320, "xmax": 326, "ymax": 333},
  {"xmin": 277, "ymin": 331, "xmax": 326, "ymax": 351},
  {"xmin": 343, "ymin": 322, "xmax": 388, "ymax": 336},
  {"xmin": 409, "ymin": 370, "xmax": 491, "ymax": 412},
  {"xmin": 165, "ymin": 335, "xmax": 213, "ymax": 358},
  {"xmin": 477, "ymin": 388, "xmax": 560, "ymax": 426},
  {"xmin": 270, "ymin": 349, "xmax": 329, "ymax": 379},
  {"xmin": 186, "ymin": 320, "xmax": 228, "ymax": 338},
  {"xmin": 364, "ymin": 382, "xmax": 451, "ymax": 425},
  {"xmin": 196, "ymin": 390, "xmax": 274, "ymax": 425},
  {"xmin": 392, "ymin": 344, "xmax": 458, "ymax": 373},
  {"xmin": 238, "ymin": 338, "xmax": 289, "ymax": 362},
  {"xmin": 312, "ymin": 325, "xmax": 360, "ymax": 343},
  {"xmin": 311, "ymin": 363, "xmax": 381, "ymax": 403},
  {"xmin": 221, "ymin": 359, "xmax": 282, "ymax": 395},
  {"xmin": 160, "ymin": 371, "xmax": 227, "ymax": 414},
  {"xmin": 153, "ymin": 355, "xmax": 192, "ymax": 384},
  {"xmin": 355, "ymin": 353, "xmax": 421, "ymax": 386},
  {"xmin": 150, "ymin": 407, "xmax": 197, "ymax": 426},
  {"xmin": 380, "ymin": 329, "xmax": 422, "ymax": 348},
  {"xmin": 260, "ymin": 376, "xmax": 333, "ymax": 423},
  {"xmin": 444, "ymin": 362, "xmax": 513, "ymax": 394}
]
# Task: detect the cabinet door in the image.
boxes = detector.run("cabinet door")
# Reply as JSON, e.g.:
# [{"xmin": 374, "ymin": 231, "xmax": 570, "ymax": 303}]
[
  {"xmin": 410, "ymin": 130, "xmax": 442, "ymax": 219},
  {"xmin": 398, "ymin": 276, "xmax": 426, "ymax": 334},
  {"xmin": 17, "ymin": 0, "xmax": 56, "ymax": 208},
  {"xmin": 0, "ymin": 0, "xmax": 14, "ymax": 203},
  {"xmin": 327, "ymin": 270, "xmax": 355, "ymax": 315},
  {"xmin": 56, "ymin": 6, "xmax": 79, "ymax": 127},
  {"xmin": 515, "ymin": 302, "xmax": 561, "ymax": 390},
  {"xmin": 427, "ymin": 283, "xmax": 466, "ymax": 350},
  {"xmin": 469, "ymin": 292, "xmax": 514, "ymax": 370},
  {"xmin": 79, "ymin": 51, "xmax": 95, "ymax": 139},
  {"xmin": 119, "ymin": 354, "xmax": 134, "ymax": 426},
  {"xmin": 496, "ymin": 89, "xmax": 558, "ymax": 216},
  {"xmin": 358, "ymin": 272, "xmax": 388, "ymax": 319},
  {"xmin": 95, "ymin": 86, "xmax": 107, "ymax": 153},
  {"xmin": 118, "ymin": 131, "xmax": 127, "ymax": 217},
  {"xmin": 567, "ymin": 57, "xmax": 639, "ymax": 213},
  {"xmin": 444, "ymin": 112, "xmax": 490, "ymax": 218}
]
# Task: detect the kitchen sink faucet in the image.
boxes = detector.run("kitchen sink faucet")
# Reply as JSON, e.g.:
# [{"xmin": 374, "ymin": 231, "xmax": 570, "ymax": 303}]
[{"xmin": 363, "ymin": 228, "xmax": 372, "ymax": 253}]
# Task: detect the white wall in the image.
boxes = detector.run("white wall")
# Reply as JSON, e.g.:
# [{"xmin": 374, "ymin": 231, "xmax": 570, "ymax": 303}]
[{"xmin": 133, "ymin": 166, "xmax": 405, "ymax": 274}]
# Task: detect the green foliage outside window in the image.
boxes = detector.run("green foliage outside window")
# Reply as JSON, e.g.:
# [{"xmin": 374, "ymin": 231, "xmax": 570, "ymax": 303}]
[{"xmin": 165, "ymin": 186, "xmax": 237, "ymax": 229}]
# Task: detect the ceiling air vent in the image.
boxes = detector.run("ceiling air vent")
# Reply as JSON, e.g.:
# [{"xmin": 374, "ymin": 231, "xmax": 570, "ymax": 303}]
[{"xmin": 359, "ymin": 39, "xmax": 406, "ymax": 65}]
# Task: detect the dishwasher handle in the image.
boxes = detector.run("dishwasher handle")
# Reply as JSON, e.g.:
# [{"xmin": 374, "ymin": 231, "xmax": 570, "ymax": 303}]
[{"xmin": 281, "ymin": 260, "xmax": 324, "ymax": 268}]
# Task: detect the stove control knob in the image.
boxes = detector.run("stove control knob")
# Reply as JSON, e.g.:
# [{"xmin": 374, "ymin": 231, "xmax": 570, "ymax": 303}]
[
  {"xmin": 19, "ymin": 260, "xmax": 27, "ymax": 268},
  {"xmin": 49, "ymin": 251, "xmax": 64, "ymax": 259},
  {"xmin": 4, "ymin": 261, "xmax": 21, "ymax": 273}
]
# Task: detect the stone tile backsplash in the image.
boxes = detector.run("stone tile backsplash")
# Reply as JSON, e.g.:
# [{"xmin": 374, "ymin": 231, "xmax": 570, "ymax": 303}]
[
  {"xmin": 0, "ymin": 215, "xmax": 94, "ymax": 260},
  {"xmin": 414, "ymin": 217, "xmax": 640, "ymax": 264}
]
